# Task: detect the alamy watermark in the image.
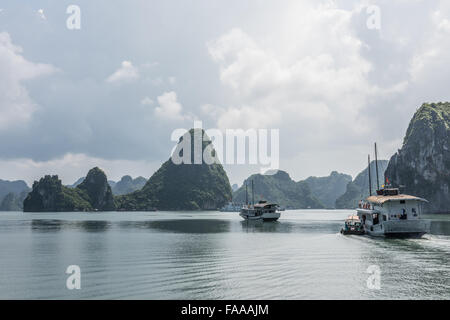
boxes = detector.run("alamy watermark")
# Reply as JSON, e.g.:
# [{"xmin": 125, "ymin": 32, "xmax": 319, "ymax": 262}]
[
  {"xmin": 17, "ymin": 4, "xmax": 378, "ymax": 32},
  {"xmin": 170, "ymin": 121, "xmax": 279, "ymax": 174},
  {"xmin": 366, "ymin": 265, "xmax": 381, "ymax": 290},
  {"xmin": 66, "ymin": 265, "xmax": 81, "ymax": 290},
  {"xmin": 366, "ymin": 5, "xmax": 381, "ymax": 30},
  {"xmin": 66, "ymin": 5, "xmax": 81, "ymax": 30}
]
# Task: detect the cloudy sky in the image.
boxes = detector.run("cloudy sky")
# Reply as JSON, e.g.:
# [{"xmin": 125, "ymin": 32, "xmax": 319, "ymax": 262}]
[{"xmin": 1, "ymin": 0, "xmax": 450, "ymax": 186}]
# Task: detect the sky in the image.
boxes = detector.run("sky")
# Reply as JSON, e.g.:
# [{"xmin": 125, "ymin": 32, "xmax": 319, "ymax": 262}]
[{"xmin": 1, "ymin": 0, "xmax": 450, "ymax": 187}]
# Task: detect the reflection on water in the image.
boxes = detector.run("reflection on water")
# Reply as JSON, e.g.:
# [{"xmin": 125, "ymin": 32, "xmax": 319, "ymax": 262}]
[
  {"xmin": 148, "ymin": 219, "xmax": 231, "ymax": 234},
  {"xmin": 240, "ymin": 220, "xmax": 291, "ymax": 233},
  {"xmin": 0, "ymin": 210, "xmax": 448, "ymax": 299},
  {"xmin": 239, "ymin": 220, "xmax": 342, "ymax": 234},
  {"xmin": 31, "ymin": 219, "xmax": 110, "ymax": 232},
  {"xmin": 31, "ymin": 219, "xmax": 62, "ymax": 232},
  {"xmin": 430, "ymin": 220, "xmax": 450, "ymax": 235},
  {"xmin": 78, "ymin": 220, "xmax": 110, "ymax": 232}
]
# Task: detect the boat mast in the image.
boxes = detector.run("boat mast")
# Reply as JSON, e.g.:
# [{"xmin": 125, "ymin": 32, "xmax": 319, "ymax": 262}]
[
  {"xmin": 245, "ymin": 182, "xmax": 248, "ymax": 206},
  {"xmin": 251, "ymin": 180, "xmax": 255, "ymax": 206},
  {"xmin": 368, "ymin": 154, "xmax": 372, "ymax": 196},
  {"xmin": 375, "ymin": 142, "xmax": 380, "ymax": 191}
]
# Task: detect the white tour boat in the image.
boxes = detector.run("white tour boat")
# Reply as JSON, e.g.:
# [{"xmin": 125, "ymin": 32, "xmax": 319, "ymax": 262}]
[
  {"xmin": 239, "ymin": 180, "xmax": 281, "ymax": 222},
  {"xmin": 354, "ymin": 143, "xmax": 430, "ymax": 238},
  {"xmin": 357, "ymin": 188, "xmax": 430, "ymax": 238},
  {"xmin": 240, "ymin": 201, "xmax": 281, "ymax": 222}
]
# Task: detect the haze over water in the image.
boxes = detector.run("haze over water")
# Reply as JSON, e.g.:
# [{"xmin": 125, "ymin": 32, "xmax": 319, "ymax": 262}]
[{"xmin": 0, "ymin": 210, "xmax": 448, "ymax": 300}]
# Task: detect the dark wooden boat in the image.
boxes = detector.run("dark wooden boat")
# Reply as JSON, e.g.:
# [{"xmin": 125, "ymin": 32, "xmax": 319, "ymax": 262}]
[{"xmin": 341, "ymin": 215, "xmax": 365, "ymax": 235}]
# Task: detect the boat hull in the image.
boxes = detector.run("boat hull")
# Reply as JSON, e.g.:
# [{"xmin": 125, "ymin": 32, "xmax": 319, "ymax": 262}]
[
  {"xmin": 362, "ymin": 220, "xmax": 431, "ymax": 238},
  {"xmin": 239, "ymin": 211, "xmax": 281, "ymax": 222},
  {"xmin": 263, "ymin": 218, "xmax": 280, "ymax": 222},
  {"xmin": 341, "ymin": 229, "xmax": 365, "ymax": 236}
]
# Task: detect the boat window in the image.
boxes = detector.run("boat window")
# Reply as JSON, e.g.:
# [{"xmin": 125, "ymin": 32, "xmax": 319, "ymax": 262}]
[
  {"xmin": 400, "ymin": 200, "xmax": 406, "ymax": 204},
  {"xmin": 383, "ymin": 215, "xmax": 387, "ymax": 221},
  {"xmin": 373, "ymin": 214, "xmax": 379, "ymax": 225}
]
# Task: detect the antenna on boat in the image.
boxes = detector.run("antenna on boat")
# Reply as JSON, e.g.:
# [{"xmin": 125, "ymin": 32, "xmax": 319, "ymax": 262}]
[
  {"xmin": 251, "ymin": 180, "xmax": 255, "ymax": 206},
  {"xmin": 368, "ymin": 154, "xmax": 372, "ymax": 196},
  {"xmin": 375, "ymin": 142, "xmax": 380, "ymax": 191}
]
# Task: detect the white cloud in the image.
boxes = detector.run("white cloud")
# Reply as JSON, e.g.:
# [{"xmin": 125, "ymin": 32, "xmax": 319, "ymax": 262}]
[
  {"xmin": 433, "ymin": 9, "xmax": 450, "ymax": 34},
  {"xmin": 206, "ymin": 4, "xmax": 374, "ymax": 136},
  {"xmin": 37, "ymin": 9, "xmax": 46, "ymax": 20},
  {"xmin": 106, "ymin": 60, "xmax": 139, "ymax": 83},
  {"xmin": 0, "ymin": 153, "xmax": 160, "ymax": 186},
  {"xmin": 154, "ymin": 91, "xmax": 188, "ymax": 121},
  {"xmin": 141, "ymin": 61, "xmax": 159, "ymax": 69},
  {"xmin": 409, "ymin": 6, "xmax": 450, "ymax": 83},
  {"xmin": 150, "ymin": 77, "xmax": 164, "ymax": 86},
  {"xmin": 205, "ymin": 1, "xmax": 423, "ymax": 181},
  {"xmin": 140, "ymin": 96, "xmax": 154, "ymax": 105},
  {"xmin": 3, "ymin": 0, "xmax": 450, "ymax": 185},
  {"xmin": 0, "ymin": 32, "xmax": 57, "ymax": 130}
]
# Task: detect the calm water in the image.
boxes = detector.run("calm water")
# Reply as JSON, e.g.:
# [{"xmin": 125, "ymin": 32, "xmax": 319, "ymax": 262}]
[{"xmin": 0, "ymin": 210, "xmax": 449, "ymax": 300}]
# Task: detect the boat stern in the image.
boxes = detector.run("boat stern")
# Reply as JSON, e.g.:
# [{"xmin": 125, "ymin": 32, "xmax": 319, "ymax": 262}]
[{"xmin": 382, "ymin": 219, "xmax": 431, "ymax": 238}]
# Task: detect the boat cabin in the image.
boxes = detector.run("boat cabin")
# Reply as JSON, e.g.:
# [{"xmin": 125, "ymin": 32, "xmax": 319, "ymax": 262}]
[
  {"xmin": 253, "ymin": 201, "xmax": 278, "ymax": 213},
  {"xmin": 357, "ymin": 188, "xmax": 428, "ymax": 234}
]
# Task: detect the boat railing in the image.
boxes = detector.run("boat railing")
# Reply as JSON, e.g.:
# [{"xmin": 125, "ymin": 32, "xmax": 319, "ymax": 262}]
[
  {"xmin": 358, "ymin": 201, "xmax": 374, "ymax": 210},
  {"xmin": 357, "ymin": 208, "xmax": 380, "ymax": 214}
]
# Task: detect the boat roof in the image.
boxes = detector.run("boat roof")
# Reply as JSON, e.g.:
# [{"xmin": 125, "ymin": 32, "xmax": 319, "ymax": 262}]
[
  {"xmin": 253, "ymin": 202, "xmax": 277, "ymax": 208},
  {"xmin": 367, "ymin": 194, "xmax": 428, "ymax": 204}
]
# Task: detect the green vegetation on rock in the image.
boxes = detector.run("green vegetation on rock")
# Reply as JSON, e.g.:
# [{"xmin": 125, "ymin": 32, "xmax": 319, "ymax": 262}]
[
  {"xmin": 116, "ymin": 129, "xmax": 232, "ymax": 211},
  {"xmin": 23, "ymin": 175, "xmax": 92, "ymax": 212},
  {"xmin": 385, "ymin": 102, "xmax": 450, "ymax": 213},
  {"xmin": 77, "ymin": 167, "xmax": 116, "ymax": 211},
  {"xmin": 23, "ymin": 167, "xmax": 116, "ymax": 212}
]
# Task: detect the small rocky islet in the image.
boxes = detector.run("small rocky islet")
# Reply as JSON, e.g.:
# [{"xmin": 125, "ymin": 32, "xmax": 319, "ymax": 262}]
[{"xmin": 23, "ymin": 167, "xmax": 115, "ymax": 212}]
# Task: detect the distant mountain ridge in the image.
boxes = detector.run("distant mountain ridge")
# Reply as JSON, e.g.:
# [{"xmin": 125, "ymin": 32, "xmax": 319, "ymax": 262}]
[
  {"xmin": 335, "ymin": 160, "xmax": 388, "ymax": 209},
  {"xmin": 233, "ymin": 170, "xmax": 352, "ymax": 209},
  {"xmin": 0, "ymin": 179, "xmax": 30, "ymax": 211},
  {"xmin": 304, "ymin": 171, "xmax": 352, "ymax": 209},
  {"xmin": 0, "ymin": 179, "xmax": 30, "ymax": 200},
  {"xmin": 233, "ymin": 170, "xmax": 324, "ymax": 209},
  {"xmin": 112, "ymin": 176, "xmax": 147, "ymax": 195},
  {"xmin": 0, "ymin": 191, "xmax": 29, "ymax": 211}
]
